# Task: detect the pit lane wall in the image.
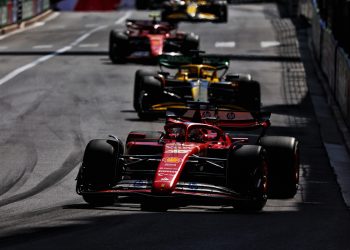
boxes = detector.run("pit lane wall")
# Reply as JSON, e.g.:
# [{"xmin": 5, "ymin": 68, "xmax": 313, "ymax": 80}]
[
  {"xmin": 0, "ymin": 0, "xmax": 50, "ymax": 28},
  {"xmin": 299, "ymin": 0, "xmax": 350, "ymax": 127}
]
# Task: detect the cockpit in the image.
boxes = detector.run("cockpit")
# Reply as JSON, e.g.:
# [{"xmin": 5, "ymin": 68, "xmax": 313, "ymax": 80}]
[
  {"xmin": 176, "ymin": 65, "xmax": 218, "ymax": 81},
  {"xmin": 164, "ymin": 123, "xmax": 223, "ymax": 143}
]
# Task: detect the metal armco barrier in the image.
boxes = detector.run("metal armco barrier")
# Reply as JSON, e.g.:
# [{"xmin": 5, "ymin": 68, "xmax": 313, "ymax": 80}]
[
  {"xmin": 299, "ymin": 0, "xmax": 350, "ymax": 127},
  {"xmin": 311, "ymin": 7, "xmax": 321, "ymax": 61},
  {"xmin": 321, "ymin": 29, "xmax": 338, "ymax": 94},
  {"xmin": 336, "ymin": 48, "xmax": 350, "ymax": 123},
  {"xmin": 0, "ymin": 0, "xmax": 49, "ymax": 28}
]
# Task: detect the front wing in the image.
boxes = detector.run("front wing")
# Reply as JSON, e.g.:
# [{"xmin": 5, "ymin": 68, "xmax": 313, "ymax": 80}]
[{"xmin": 78, "ymin": 180, "xmax": 258, "ymax": 205}]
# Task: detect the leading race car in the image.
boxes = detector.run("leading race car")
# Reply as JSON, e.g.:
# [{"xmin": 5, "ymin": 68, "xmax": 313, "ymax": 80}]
[
  {"xmin": 76, "ymin": 108, "xmax": 300, "ymax": 211},
  {"xmin": 109, "ymin": 15, "xmax": 199, "ymax": 63},
  {"xmin": 161, "ymin": 0, "xmax": 228, "ymax": 23},
  {"xmin": 134, "ymin": 52, "xmax": 261, "ymax": 119}
]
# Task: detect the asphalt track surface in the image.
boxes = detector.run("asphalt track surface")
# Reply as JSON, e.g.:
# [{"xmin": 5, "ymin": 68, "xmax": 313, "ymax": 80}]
[{"xmin": 0, "ymin": 4, "xmax": 350, "ymax": 250}]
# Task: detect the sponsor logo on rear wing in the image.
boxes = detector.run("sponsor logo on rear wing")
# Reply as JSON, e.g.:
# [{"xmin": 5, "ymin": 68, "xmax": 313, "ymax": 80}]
[
  {"xmin": 166, "ymin": 108, "xmax": 271, "ymax": 129},
  {"xmin": 126, "ymin": 19, "xmax": 177, "ymax": 31}
]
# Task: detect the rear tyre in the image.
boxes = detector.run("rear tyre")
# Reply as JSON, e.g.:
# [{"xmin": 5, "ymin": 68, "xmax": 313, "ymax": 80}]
[
  {"xmin": 135, "ymin": 76, "xmax": 162, "ymax": 120},
  {"xmin": 213, "ymin": 5, "xmax": 228, "ymax": 23},
  {"xmin": 228, "ymin": 145, "xmax": 267, "ymax": 211},
  {"xmin": 134, "ymin": 70, "xmax": 157, "ymax": 110},
  {"xmin": 77, "ymin": 139, "xmax": 124, "ymax": 206},
  {"xmin": 225, "ymin": 75, "xmax": 261, "ymax": 111},
  {"xmin": 260, "ymin": 136, "xmax": 300, "ymax": 198},
  {"xmin": 109, "ymin": 30, "xmax": 128, "ymax": 64},
  {"xmin": 220, "ymin": 6, "xmax": 228, "ymax": 22},
  {"xmin": 183, "ymin": 33, "xmax": 200, "ymax": 52}
]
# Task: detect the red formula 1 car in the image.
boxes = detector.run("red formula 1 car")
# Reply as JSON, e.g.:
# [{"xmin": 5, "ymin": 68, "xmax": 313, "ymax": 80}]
[
  {"xmin": 76, "ymin": 108, "xmax": 300, "ymax": 211},
  {"xmin": 108, "ymin": 16, "xmax": 199, "ymax": 63}
]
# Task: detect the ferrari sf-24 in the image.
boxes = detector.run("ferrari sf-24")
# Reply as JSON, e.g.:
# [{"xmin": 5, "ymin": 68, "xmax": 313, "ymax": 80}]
[
  {"xmin": 109, "ymin": 15, "xmax": 199, "ymax": 63},
  {"xmin": 76, "ymin": 108, "xmax": 300, "ymax": 211}
]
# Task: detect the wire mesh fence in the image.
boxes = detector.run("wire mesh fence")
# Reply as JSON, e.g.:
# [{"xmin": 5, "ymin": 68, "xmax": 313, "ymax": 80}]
[
  {"xmin": 0, "ymin": 0, "xmax": 50, "ymax": 28},
  {"xmin": 316, "ymin": 0, "xmax": 350, "ymax": 55}
]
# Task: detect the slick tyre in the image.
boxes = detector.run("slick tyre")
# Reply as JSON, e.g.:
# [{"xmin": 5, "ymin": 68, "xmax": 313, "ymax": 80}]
[
  {"xmin": 225, "ymin": 75, "xmax": 261, "ymax": 111},
  {"xmin": 220, "ymin": 6, "xmax": 228, "ymax": 22},
  {"xmin": 259, "ymin": 136, "xmax": 300, "ymax": 198},
  {"xmin": 183, "ymin": 33, "xmax": 200, "ymax": 52},
  {"xmin": 213, "ymin": 5, "xmax": 228, "ymax": 23},
  {"xmin": 133, "ymin": 70, "xmax": 157, "ymax": 110},
  {"xmin": 228, "ymin": 145, "xmax": 267, "ymax": 211},
  {"xmin": 136, "ymin": 76, "xmax": 162, "ymax": 120},
  {"xmin": 78, "ymin": 139, "xmax": 124, "ymax": 206},
  {"xmin": 238, "ymin": 80, "xmax": 261, "ymax": 111},
  {"xmin": 109, "ymin": 30, "xmax": 128, "ymax": 64}
]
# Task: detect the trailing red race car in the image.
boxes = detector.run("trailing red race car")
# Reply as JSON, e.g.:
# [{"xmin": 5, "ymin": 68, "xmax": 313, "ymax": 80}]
[
  {"xmin": 109, "ymin": 15, "xmax": 199, "ymax": 63},
  {"xmin": 76, "ymin": 107, "xmax": 300, "ymax": 211}
]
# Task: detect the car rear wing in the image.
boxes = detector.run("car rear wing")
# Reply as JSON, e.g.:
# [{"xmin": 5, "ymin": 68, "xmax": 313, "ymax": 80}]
[
  {"xmin": 126, "ymin": 19, "xmax": 177, "ymax": 31},
  {"xmin": 158, "ymin": 53, "xmax": 230, "ymax": 70},
  {"xmin": 166, "ymin": 107, "xmax": 271, "ymax": 131}
]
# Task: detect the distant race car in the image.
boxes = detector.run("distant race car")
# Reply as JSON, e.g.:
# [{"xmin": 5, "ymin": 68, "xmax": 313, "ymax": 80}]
[
  {"xmin": 133, "ymin": 52, "xmax": 261, "ymax": 119},
  {"xmin": 161, "ymin": 0, "xmax": 228, "ymax": 23},
  {"xmin": 135, "ymin": 0, "xmax": 165, "ymax": 9},
  {"xmin": 76, "ymin": 107, "xmax": 300, "ymax": 211},
  {"xmin": 109, "ymin": 16, "xmax": 200, "ymax": 63}
]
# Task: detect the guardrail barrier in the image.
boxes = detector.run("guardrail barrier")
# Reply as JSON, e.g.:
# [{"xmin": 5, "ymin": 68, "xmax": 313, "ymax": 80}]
[
  {"xmin": 0, "ymin": 0, "xmax": 50, "ymax": 28},
  {"xmin": 299, "ymin": 0, "xmax": 350, "ymax": 127}
]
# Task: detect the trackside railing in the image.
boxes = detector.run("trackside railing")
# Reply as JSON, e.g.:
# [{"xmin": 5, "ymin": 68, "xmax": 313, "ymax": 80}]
[
  {"xmin": 298, "ymin": 0, "xmax": 350, "ymax": 127},
  {"xmin": 0, "ymin": 0, "xmax": 50, "ymax": 29}
]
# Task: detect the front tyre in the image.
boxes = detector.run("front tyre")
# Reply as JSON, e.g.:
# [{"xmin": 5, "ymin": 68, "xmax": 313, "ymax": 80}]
[
  {"xmin": 228, "ymin": 145, "xmax": 267, "ymax": 211},
  {"xmin": 77, "ymin": 139, "xmax": 124, "ymax": 206}
]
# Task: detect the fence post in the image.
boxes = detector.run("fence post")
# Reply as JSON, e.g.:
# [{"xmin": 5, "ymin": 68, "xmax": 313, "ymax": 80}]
[{"xmin": 17, "ymin": 0, "xmax": 22, "ymax": 23}]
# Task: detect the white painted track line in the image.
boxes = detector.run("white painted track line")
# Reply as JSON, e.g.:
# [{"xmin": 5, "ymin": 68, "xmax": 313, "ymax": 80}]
[
  {"xmin": 33, "ymin": 45, "xmax": 53, "ymax": 49},
  {"xmin": 115, "ymin": 11, "xmax": 132, "ymax": 25},
  {"xmin": 78, "ymin": 43, "xmax": 99, "ymax": 48},
  {"xmin": 261, "ymin": 41, "xmax": 281, "ymax": 48},
  {"xmin": 215, "ymin": 41, "xmax": 236, "ymax": 48},
  {"xmin": 0, "ymin": 12, "xmax": 133, "ymax": 86}
]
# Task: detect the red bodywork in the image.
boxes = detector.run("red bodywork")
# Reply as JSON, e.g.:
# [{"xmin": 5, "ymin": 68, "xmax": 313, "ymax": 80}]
[
  {"xmin": 77, "ymin": 109, "xmax": 271, "ymax": 204},
  {"xmin": 125, "ymin": 20, "xmax": 186, "ymax": 58}
]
